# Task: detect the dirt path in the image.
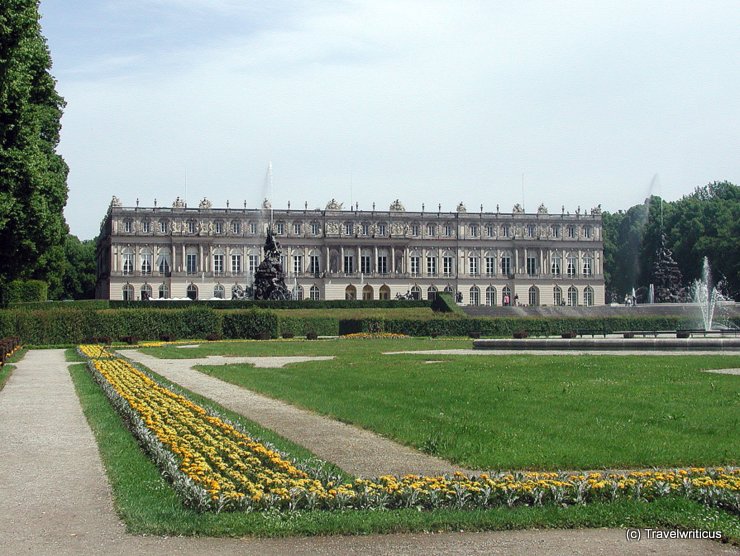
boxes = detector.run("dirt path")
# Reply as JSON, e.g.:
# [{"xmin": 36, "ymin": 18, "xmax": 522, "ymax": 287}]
[
  {"xmin": 121, "ymin": 349, "xmax": 475, "ymax": 477},
  {"xmin": 0, "ymin": 349, "xmax": 735, "ymax": 555}
]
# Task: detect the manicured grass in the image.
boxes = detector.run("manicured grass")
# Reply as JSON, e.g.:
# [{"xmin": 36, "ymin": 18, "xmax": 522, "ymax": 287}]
[
  {"xmin": 67, "ymin": 359, "xmax": 740, "ymax": 539},
  {"xmin": 163, "ymin": 339, "xmax": 740, "ymax": 470}
]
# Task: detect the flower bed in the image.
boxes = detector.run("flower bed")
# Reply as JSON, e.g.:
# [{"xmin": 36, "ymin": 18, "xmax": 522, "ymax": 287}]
[{"xmin": 78, "ymin": 344, "xmax": 740, "ymax": 514}]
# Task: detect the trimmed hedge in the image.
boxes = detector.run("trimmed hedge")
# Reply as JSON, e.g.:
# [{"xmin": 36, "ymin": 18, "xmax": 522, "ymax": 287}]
[
  {"xmin": 2, "ymin": 280, "xmax": 48, "ymax": 304},
  {"xmin": 9, "ymin": 299, "xmax": 109, "ymax": 310},
  {"xmin": 430, "ymin": 292, "xmax": 466, "ymax": 315},
  {"xmin": 109, "ymin": 299, "xmax": 431, "ymax": 310},
  {"xmin": 1, "ymin": 305, "xmax": 737, "ymax": 344}
]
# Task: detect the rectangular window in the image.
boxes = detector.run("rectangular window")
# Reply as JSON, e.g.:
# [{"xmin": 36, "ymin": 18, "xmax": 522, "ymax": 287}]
[
  {"xmin": 485, "ymin": 225, "xmax": 495, "ymax": 238},
  {"xmin": 231, "ymin": 254, "xmax": 241, "ymax": 274},
  {"xmin": 377, "ymin": 256, "xmax": 387, "ymax": 274},
  {"xmin": 186, "ymin": 254, "xmax": 197, "ymax": 274},
  {"xmin": 344, "ymin": 222, "xmax": 353, "ymax": 235},
  {"xmin": 468, "ymin": 257, "xmax": 479, "ymax": 276},
  {"xmin": 583, "ymin": 257, "xmax": 592, "ymax": 277},
  {"xmin": 215, "ymin": 221, "xmax": 223, "ymax": 234},
  {"xmin": 140, "ymin": 253, "xmax": 152, "ymax": 274},
  {"xmin": 444, "ymin": 224, "xmax": 453, "ymax": 237},
  {"xmin": 275, "ymin": 223, "xmax": 284, "ymax": 235},
  {"xmin": 526, "ymin": 224, "xmax": 535, "ymax": 238},
  {"xmin": 293, "ymin": 222, "xmax": 302, "ymax": 235},
  {"xmin": 426, "ymin": 256, "xmax": 436, "ymax": 276},
  {"xmin": 122, "ymin": 253, "xmax": 134, "ymax": 275},
  {"xmin": 411, "ymin": 224, "xmax": 419, "ymax": 236},
  {"xmin": 527, "ymin": 256, "xmax": 537, "ymax": 276},
  {"xmin": 469, "ymin": 224, "xmax": 478, "ymax": 238},
  {"xmin": 311, "ymin": 222, "xmax": 320, "ymax": 235},
  {"xmin": 188, "ymin": 221, "xmax": 196, "ymax": 234},
  {"xmin": 410, "ymin": 256, "xmax": 420, "ymax": 276},
  {"xmin": 551, "ymin": 256, "xmax": 561, "ymax": 276},
  {"xmin": 485, "ymin": 257, "xmax": 496, "ymax": 277},
  {"xmin": 551, "ymin": 225, "xmax": 560, "ymax": 238},
  {"xmin": 567, "ymin": 256, "xmax": 577, "ymax": 277},
  {"xmin": 500, "ymin": 255, "xmax": 511, "ymax": 276},
  {"xmin": 361, "ymin": 223, "xmax": 369, "ymax": 235},
  {"xmin": 142, "ymin": 221, "xmax": 150, "ymax": 233},
  {"xmin": 160, "ymin": 220, "xmax": 167, "ymax": 233},
  {"xmin": 567, "ymin": 225, "xmax": 576, "ymax": 238},
  {"xmin": 158, "ymin": 254, "xmax": 170, "ymax": 275},
  {"xmin": 426, "ymin": 224, "xmax": 435, "ymax": 236},
  {"xmin": 377, "ymin": 224, "xmax": 386, "ymax": 236},
  {"xmin": 213, "ymin": 254, "xmax": 224, "ymax": 275},
  {"xmin": 309, "ymin": 255, "xmax": 320, "ymax": 275},
  {"xmin": 249, "ymin": 222, "xmax": 257, "ymax": 234},
  {"xmin": 584, "ymin": 226, "xmax": 592, "ymax": 239},
  {"xmin": 344, "ymin": 255, "xmax": 354, "ymax": 274},
  {"xmin": 248, "ymin": 255, "xmax": 259, "ymax": 274},
  {"xmin": 232, "ymin": 221, "xmax": 241, "ymax": 234},
  {"xmin": 443, "ymin": 256, "xmax": 453, "ymax": 277},
  {"xmin": 360, "ymin": 255, "xmax": 371, "ymax": 274},
  {"xmin": 293, "ymin": 255, "xmax": 303, "ymax": 275},
  {"xmin": 502, "ymin": 224, "xmax": 510, "ymax": 238}
]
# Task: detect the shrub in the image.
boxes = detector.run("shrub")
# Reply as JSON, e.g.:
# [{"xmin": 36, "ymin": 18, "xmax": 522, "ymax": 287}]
[
  {"xmin": 159, "ymin": 334, "xmax": 176, "ymax": 342},
  {"xmin": 3, "ymin": 279, "xmax": 48, "ymax": 304},
  {"xmin": 676, "ymin": 331, "xmax": 691, "ymax": 339},
  {"xmin": 306, "ymin": 331, "xmax": 318, "ymax": 340},
  {"xmin": 513, "ymin": 330, "xmax": 529, "ymax": 339},
  {"xmin": 120, "ymin": 335, "xmax": 139, "ymax": 345},
  {"xmin": 561, "ymin": 331, "xmax": 577, "ymax": 339},
  {"xmin": 222, "ymin": 309, "xmax": 278, "ymax": 339},
  {"xmin": 205, "ymin": 333, "xmax": 222, "ymax": 341},
  {"xmin": 282, "ymin": 332, "xmax": 295, "ymax": 339},
  {"xmin": 468, "ymin": 331, "xmax": 481, "ymax": 339},
  {"xmin": 623, "ymin": 332, "xmax": 635, "ymax": 339}
]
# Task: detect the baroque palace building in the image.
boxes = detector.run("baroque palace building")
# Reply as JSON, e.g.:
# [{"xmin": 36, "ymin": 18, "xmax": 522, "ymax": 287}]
[{"xmin": 96, "ymin": 196, "xmax": 606, "ymax": 306}]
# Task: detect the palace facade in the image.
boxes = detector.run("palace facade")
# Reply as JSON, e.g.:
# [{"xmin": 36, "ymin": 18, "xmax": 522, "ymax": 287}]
[{"xmin": 96, "ymin": 197, "xmax": 606, "ymax": 306}]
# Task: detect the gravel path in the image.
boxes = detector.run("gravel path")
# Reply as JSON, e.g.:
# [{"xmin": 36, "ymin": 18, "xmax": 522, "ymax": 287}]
[
  {"xmin": 0, "ymin": 349, "xmax": 735, "ymax": 555},
  {"xmin": 121, "ymin": 349, "xmax": 474, "ymax": 477}
]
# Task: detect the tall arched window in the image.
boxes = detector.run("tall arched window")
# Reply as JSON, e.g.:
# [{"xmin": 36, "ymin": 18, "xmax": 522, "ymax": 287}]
[
  {"xmin": 410, "ymin": 285, "xmax": 422, "ymax": 300},
  {"xmin": 122, "ymin": 284, "xmax": 134, "ymax": 301},
  {"xmin": 427, "ymin": 285, "xmax": 438, "ymax": 301},
  {"xmin": 553, "ymin": 286, "xmax": 563, "ymax": 306},
  {"xmin": 141, "ymin": 283, "xmax": 152, "ymax": 300},
  {"xmin": 310, "ymin": 285, "xmax": 320, "ymax": 300},
  {"xmin": 122, "ymin": 248, "xmax": 134, "ymax": 276},
  {"xmin": 140, "ymin": 248, "xmax": 152, "ymax": 275},
  {"xmin": 485, "ymin": 286, "xmax": 496, "ymax": 306},
  {"xmin": 158, "ymin": 283, "xmax": 169, "ymax": 299},
  {"xmin": 469, "ymin": 286, "xmax": 480, "ymax": 306},
  {"xmin": 362, "ymin": 284, "xmax": 373, "ymax": 300},
  {"xmin": 528, "ymin": 285, "xmax": 539, "ymax": 306},
  {"xmin": 584, "ymin": 286, "xmax": 594, "ymax": 307},
  {"xmin": 294, "ymin": 285, "xmax": 304, "ymax": 300},
  {"xmin": 379, "ymin": 285, "xmax": 391, "ymax": 300},
  {"xmin": 213, "ymin": 284, "xmax": 225, "ymax": 299},
  {"xmin": 502, "ymin": 285, "xmax": 512, "ymax": 305},
  {"xmin": 345, "ymin": 285, "xmax": 356, "ymax": 300},
  {"xmin": 568, "ymin": 286, "xmax": 578, "ymax": 307},
  {"xmin": 186, "ymin": 283, "xmax": 198, "ymax": 300}
]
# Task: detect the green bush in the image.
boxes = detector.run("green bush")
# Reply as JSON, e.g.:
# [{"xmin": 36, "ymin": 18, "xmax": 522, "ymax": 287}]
[
  {"xmin": 430, "ymin": 292, "xmax": 465, "ymax": 315},
  {"xmin": 222, "ymin": 309, "xmax": 279, "ymax": 339},
  {"xmin": 9, "ymin": 299, "xmax": 109, "ymax": 310},
  {"xmin": 109, "ymin": 299, "xmax": 430, "ymax": 310},
  {"xmin": 277, "ymin": 316, "xmax": 339, "ymax": 337},
  {"xmin": 3, "ymin": 280, "xmax": 48, "ymax": 304}
]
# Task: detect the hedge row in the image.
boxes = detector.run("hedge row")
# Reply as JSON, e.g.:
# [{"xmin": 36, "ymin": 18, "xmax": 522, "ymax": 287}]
[
  {"xmin": 1, "ymin": 280, "xmax": 48, "ymax": 305},
  {"xmin": 339, "ymin": 315, "xmax": 735, "ymax": 337},
  {"xmin": 2, "ymin": 306, "xmax": 736, "ymax": 344}
]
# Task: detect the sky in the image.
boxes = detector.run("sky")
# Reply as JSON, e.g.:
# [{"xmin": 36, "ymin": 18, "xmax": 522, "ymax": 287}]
[{"xmin": 38, "ymin": 0, "xmax": 740, "ymax": 240}]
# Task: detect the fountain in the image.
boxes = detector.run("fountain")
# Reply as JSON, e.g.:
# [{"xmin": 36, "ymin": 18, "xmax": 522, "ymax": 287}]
[
  {"xmin": 253, "ymin": 227, "xmax": 291, "ymax": 300},
  {"xmin": 690, "ymin": 257, "xmax": 727, "ymax": 331}
]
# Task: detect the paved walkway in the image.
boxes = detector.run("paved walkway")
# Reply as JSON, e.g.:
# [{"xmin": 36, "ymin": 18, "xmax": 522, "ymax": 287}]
[
  {"xmin": 0, "ymin": 350, "xmax": 735, "ymax": 555},
  {"xmin": 121, "ymin": 349, "xmax": 474, "ymax": 477}
]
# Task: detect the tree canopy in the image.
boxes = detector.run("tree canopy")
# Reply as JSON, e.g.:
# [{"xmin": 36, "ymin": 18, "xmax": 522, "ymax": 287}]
[
  {"xmin": 0, "ymin": 1, "xmax": 69, "ymax": 291},
  {"xmin": 603, "ymin": 181, "xmax": 740, "ymax": 301}
]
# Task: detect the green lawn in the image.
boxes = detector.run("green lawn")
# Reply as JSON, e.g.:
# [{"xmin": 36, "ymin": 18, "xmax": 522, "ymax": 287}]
[
  {"xmin": 68, "ymin": 353, "xmax": 740, "ymax": 539},
  {"xmin": 144, "ymin": 339, "xmax": 740, "ymax": 470}
]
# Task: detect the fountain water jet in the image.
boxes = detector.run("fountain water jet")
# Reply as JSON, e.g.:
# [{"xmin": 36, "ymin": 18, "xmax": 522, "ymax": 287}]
[{"xmin": 691, "ymin": 257, "xmax": 726, "ymax": 331}]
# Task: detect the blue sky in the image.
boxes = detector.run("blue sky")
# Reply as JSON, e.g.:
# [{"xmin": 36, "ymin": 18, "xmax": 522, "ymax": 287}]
[{"xmin": 39, "ymin": 0, "xmax": 740, "ymax": 240}]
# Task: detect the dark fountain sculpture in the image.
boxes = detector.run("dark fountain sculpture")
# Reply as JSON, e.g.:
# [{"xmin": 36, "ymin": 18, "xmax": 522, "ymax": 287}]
[
  {"xmin": 651, "ymin": 234, "xmax": 687, "ymax": 303},
  {"xmin": 253, "ymin": 227, "xmax": 291, "ymax": 300}
]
